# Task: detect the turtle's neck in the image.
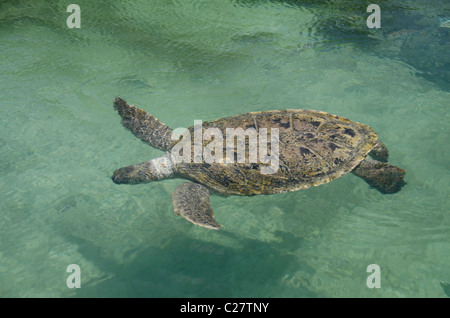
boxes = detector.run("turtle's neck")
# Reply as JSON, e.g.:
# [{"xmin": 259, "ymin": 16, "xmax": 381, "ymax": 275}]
[{"xmin": 149, "ymin": 152, "xmax": 175, "ymax": 180}]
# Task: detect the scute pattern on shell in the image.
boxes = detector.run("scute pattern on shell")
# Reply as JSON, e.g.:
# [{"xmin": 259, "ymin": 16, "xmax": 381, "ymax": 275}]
[{"xmin": 172, "ymin": 110, "xmax": 378, "ymax": 195}]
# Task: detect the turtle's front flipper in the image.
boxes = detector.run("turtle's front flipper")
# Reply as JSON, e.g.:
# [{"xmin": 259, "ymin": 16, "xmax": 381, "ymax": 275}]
[
  {"xmin": 352, "ymin": 157, "xmax": 406, "ymax": 194},
  {"xmin": 171, "ymin": 182, "xmax": 222, "ymax": 230},
  {"xmin": 114, "ymin": 97, "xmax": 174, "ymax": 151}
]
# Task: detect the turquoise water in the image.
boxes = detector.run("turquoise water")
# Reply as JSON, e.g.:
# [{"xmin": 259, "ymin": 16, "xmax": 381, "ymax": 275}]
[{"xmin": 0, "ymin": 0, "xmax": 449, "ymax": 297}]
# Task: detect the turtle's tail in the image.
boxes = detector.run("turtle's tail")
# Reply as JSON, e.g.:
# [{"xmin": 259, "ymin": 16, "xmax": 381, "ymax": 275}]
[
  {"xmin": 114, "ymin": 97, "xmax": 174, "ymax": 151},
  {"xmin": 352, "ymin": 158, "xmax": 406, "ymax": 194},
  {"xmin": 369, "ymin": 140, "xmax": 389, "ymax": 162}
]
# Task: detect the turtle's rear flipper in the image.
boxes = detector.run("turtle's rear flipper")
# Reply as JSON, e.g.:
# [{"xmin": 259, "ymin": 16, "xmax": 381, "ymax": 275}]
[
  {"xmin": 114, "ymin": 97, "xmax": 174, "ymax": 151},
  {"xmin": 352, "ymin": 158, "xmax": 406, "ymax": 194},
  {"xmin": 171, "ymin": 182, "xmax": 222, "ymax": 230}
]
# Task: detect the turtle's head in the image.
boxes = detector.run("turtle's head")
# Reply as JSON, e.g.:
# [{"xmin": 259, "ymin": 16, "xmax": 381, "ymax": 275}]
[
  {"xmin": 112, "ymin": 154, "xmax": 174, "ymax": 184},
  {"xmin": 112, "ymin": 164, "xmax": 152, "ymax": 184}
]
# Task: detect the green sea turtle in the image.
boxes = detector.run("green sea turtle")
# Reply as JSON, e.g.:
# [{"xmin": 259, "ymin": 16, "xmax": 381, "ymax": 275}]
[{"xmin": 111, "ymin": 98, "xmax": 406, "ymax": 229}]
